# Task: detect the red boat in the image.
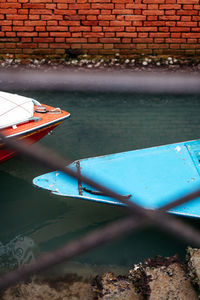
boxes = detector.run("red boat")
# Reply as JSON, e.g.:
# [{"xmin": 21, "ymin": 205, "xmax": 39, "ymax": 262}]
[{"xmin": 0, "ymin": 91, "xmax": 70, "ymax": 163}]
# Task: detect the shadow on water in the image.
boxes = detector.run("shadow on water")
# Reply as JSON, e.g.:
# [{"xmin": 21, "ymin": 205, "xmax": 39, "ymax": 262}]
[{"xmin": 1, "ymin": 91, "xmax": 200, "ymax": 275}]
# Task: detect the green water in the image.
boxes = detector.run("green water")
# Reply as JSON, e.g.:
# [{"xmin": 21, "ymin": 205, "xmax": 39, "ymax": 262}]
[{"xmin": 1, "ymin": 91, "xmax": 200, "ymax": 277}]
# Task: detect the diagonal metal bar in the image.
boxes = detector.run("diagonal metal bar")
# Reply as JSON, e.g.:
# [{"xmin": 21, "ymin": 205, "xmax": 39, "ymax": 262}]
[
  {"xmin": 0, "ymin": 215, "xmax": 145, "ymax": 290},
  {"xmin": 0, "ymin": 70, "xmax": 200, "ymax": 94},
  {"xmin": 159, "ymin": 189, "xmax": 200, "ymax": 212},
  {"xmin": 0, "ymin": 132, "xmax": 200, "ymax": 246}
]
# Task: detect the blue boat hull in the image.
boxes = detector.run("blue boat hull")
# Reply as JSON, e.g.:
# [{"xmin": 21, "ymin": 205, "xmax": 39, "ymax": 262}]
[{"xmin": 33, "ymin": 140, "xmax": 200, "ymax": 218}]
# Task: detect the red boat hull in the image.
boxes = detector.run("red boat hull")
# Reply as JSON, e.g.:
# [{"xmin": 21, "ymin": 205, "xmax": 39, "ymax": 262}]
[
  {"xmin": 0, "ymin": 102, "xmax": 70, "ymax": 163},
  {"xmin": 0, "ymin": 122, "xmax": 61, "ymax": 163}
]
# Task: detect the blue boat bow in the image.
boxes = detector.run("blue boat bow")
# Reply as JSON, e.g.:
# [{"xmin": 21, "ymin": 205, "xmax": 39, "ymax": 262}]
[{"xmin": 33, "ymin": 140, "xmax": 200, "ymax": 218}]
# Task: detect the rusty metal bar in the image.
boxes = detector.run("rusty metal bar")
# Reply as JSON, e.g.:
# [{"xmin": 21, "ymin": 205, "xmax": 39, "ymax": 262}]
[
  {"xmin": 76, "ymin": 161, "xmax": 83, "ymax": 196},
  {"xmin": 0, "ymin": 70, "xmax": 200, "ymax": 94}
]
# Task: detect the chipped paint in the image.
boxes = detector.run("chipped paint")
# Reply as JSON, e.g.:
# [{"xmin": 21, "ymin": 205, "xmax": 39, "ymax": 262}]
[{"xmin": 175, "ymin": 146, "xmax": 181, "ymax": 152}]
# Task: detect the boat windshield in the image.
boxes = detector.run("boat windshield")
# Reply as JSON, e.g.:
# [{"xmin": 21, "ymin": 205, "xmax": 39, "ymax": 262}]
[{"xmin": 0, "ymin": 91, "xmax": 34, "ymax": 129}]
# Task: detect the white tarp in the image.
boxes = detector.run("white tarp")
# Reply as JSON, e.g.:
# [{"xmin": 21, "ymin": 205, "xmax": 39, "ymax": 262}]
[{"xmin": 0, "ymin": 91, "xmax": 34, "ymax": 129}]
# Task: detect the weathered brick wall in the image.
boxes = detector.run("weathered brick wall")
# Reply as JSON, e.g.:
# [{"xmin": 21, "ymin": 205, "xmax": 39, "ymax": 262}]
[{"xmin": 0, "ymin": 0, "xmax": 200, "ymax": 58}]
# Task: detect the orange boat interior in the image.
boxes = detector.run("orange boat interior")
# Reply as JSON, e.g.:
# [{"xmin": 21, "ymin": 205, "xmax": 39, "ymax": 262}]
[{"xmin": 2, "ymin": 104, "xmax": 70, "ymax": 138}]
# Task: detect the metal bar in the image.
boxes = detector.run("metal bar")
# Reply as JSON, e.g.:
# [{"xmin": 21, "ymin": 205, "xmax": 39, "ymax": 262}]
[
  {"xmin": 0, "ymin": 70, "xmax": 200, "ymax": 94},
  {"xmin": 160, "ymin": 189, "xmax": 200, "ymax": 212},
  {"xmin": 76, "ymin": 161, "xmax": 83, "ymax": 196},
  {"xmin": 0, "ymin": 215, "xmax": 145, "ymax": 290}
]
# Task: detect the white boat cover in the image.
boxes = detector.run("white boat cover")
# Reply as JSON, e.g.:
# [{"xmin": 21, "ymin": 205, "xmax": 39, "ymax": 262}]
[{"xmin": 0, "ymin": 91, "xmax": 34, "ymax": 129}]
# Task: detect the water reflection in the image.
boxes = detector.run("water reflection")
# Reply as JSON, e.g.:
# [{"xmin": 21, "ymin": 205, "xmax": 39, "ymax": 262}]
[
  {"xmin": 1, "ymin": 92, "xmax": 200, "ymax": 275},
  {"xmin": 0, "ymin": 235, "xmax": 36, "ymax": 273}
]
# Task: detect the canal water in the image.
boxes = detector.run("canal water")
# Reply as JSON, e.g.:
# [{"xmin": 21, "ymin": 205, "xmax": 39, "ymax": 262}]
[{"xmin": 0, "ymin": 91, "xmax": 200, "ymax": 277}]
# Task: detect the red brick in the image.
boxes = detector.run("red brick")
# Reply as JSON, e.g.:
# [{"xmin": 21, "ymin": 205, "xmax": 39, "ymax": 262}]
[
  {"xmin": 57, "ymin": 3, "xmax": 68, "ymax": 9},
  {"xmin": 83, "ymin": 32, "xmax": 104, "ymax": 37},
  {"xmin": 92, "ymin": 26, "xmax": 103, "ymax": 32},
  {"xmin": 50, "ymin": 32, "xmax": 71, "ymax": 37},
  {"xmin": 0, "ymin": 20, "xmax": 12, "ymax": 25},
  {"xmin": 67, "ymin": 38, "xmax": 87, "ymax": 42},
  {"xmin": 54, "ymin": 9, "xmax": 76, "ymax": 14},
  {"xmin": 13, "ymin": 20, "xmax": 23, "ymax": 25},
  {"xmin": 150, "ymin": 32, "xmax": 170, "ymax": 37},
  {"xmin": 7, "ymin": 14, "xmax": 28, "ymax": 20},
  {"xmin": 147, "ymin": 16, "xmax": 158, "ymax": 20},
  {"xmin": 187, "ymin": 38, "xmax": 197, "ymax": 43},
  {"xmin": 69, "ymin": 3, "xmax": 90, "ymax": 9},
  {"xmin": 38, "ymin": 43, "xmax": 49, "ymax": 48},
  {"xmin": 0, "ymin": 9, "xmax": 17, "ymax": 13},
  {"xmin": 33, "ymin": 37, "xmax": 54, "ymax": 42},
  {"xmin": 165, "ymin": 10, "xmax": 176, "ymax": 15},
  {"xmin": 59, "ymin": 20, "xmax": 80, "ymax": 26},
  {"xmin": 47, "ymin": 26, "xmax": 68, "ymax": 31},
  {"xmin": 170, "ymin": 26, "xmax": 190, "ymax": 31},
  {"xmin": 0, "ymin": 3, "xmax": 21, "ymax": 8},
  {"xmin": 137, "ymin": 26, "xmax": 157, "ymax": 31},
  {"xmin": 126, "ymin": 4, "xmax": 147, "ymax": 9},
  {"xmin": 105, "ymin": 32, "xmax": 115, "ymax": 37},
  {"xmin": 142, "ymin": 9, "xmax": 164, "ymax": 15},
  {"xmin": 17, "ymin": 32, "xmax": 38, "ymax": 37},
  {"xmin": 6, "ymin": 32, "xmax": 16, "ymax": 37},
  {"xmin": 79, "ymin": 9, "xmax": 99, "ymax": 14},
  {"xmin": 13, "ymin": 26, "xmax": 34, "ymax": 31},
  {"xmin": 88, "ymin": 37, "xmax": 98, "ymax": 42},
  {"xmin": 87, "ymin": 15, "xmax": 98, "ymax": 20},
  {"xmin": 69, "ymin": 26, "xmax": 90, "ymax": 31},
  {"xmin": 182, "ymin": 32, "xmax": 200, "ymax": 38},
  {"xmin": 110, "ymin": 20, "xmax": 131, "ymax": 26},
  {"xmin": 23, "ymin": 3, "xmax": 45, "ymax": 8},
  {"xmin": 46, "ymin": 4, "xmax": 57, "ymax": 9},
  {"xmin": 154, "ymin": 38, "xmax": 164, "ymax": 42},
  {"xmin": 72, "ymin": 32, "xmax": 82, "ymax": 37},
  {"xmin": 92, "ymin": 3, "xmax": 114, "ymax": 9},
  {"xmin": 21, "ymin": 38, "xmax": 32, "ymax": 42},
  {"xmin": 100, "ymin": 38, "xmax": 120, "ymax": 43},
  {"xmin": 99, "ymin": 21, "xmax": 109, "ymax": 26},
  {"xmin": 103, "ymin": 26, "xmax": 124, "ymax": 31},
  {"xmin": 181, "ymin": 16, "xmax": 192, "ymax": 21},
  {"xmin": 25, "ymin": 20, "xmax": 46, "ymax": 26},
  {"xmin": 55, "ymin": 38, "xmax": 65, "ymax": 42},
  {"xmin": 177, "ymin": 21, "xmax": 197, "ymax": 26},
  {"xmin": 82, "ymin": 43, "xmax": 103, "ymax": 48},
  {"xmin": 126, "ymin": 26, "xmax": 136, "ymax": 31},
  {"xmin": 159, "ymin": 4, "xmax": 181, "ymax": 9},
  {"xmin": 144, "ymin": 21, "xmax": 165, "ymax": 26},
  {"xmin": 98, "ymin": 15, "xmax": 115, "ymax": 20},
  {"xmin": 101, "ymin": 9, "xmax": 112, "ymax": 15},
  {"xmin": 35, "ymin": 26, "xmax": 46, "ymax": 31},
  {"xmin": 29, "ymin": 14, "xmax": 40, "ymax": 20},
  {"xmin": 112, "ymin": 9, "xmax": 133, "ymax": 14},
  {"xmin": 143, "ymin": 0, "xmax": 164, "ymax": 3},
  {"xmin": 177, "ymin": 0, "xmax": 198, "ymax": 3},
  {"xmin": 125, "ymin": 15, "xmax": 146, "ymax": 20},
  {"xmin": 50, "ymin": 43, "xmax": 68, "ymax": 48},
  {"xmin": 48, "ymin": 20, "xmax": 58, "ymax": 26},
  {"xmin": 159, "ymin": 15, "xmax": 180, "ymax": 20},
  {"xmin": 116, "ymin": 32, "xmax": 137, "ymax": 37},
  {"xmin": 177, "ymin": 9, "xmax": 198, "ymax": 15},
  {"xmin": 166, "ymin": 38, "xmax": 186, "ymax": 43}
]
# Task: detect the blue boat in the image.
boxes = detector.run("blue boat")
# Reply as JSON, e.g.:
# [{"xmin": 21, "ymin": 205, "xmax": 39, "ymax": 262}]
[{"xmin": 33, "ymin": 140, "xmax": 200, "ymax": 218}]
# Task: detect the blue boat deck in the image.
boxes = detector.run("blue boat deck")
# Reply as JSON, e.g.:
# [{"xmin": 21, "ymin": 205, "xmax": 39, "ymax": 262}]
[{"xmin": 33, "ymin": 140, "xmax": 200, "ymax": 218}]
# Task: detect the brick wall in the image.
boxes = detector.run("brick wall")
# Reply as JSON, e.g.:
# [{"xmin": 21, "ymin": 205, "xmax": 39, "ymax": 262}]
[{"xmin": 0, "ymin": 0, "xmax": 200, "ymax": 58}]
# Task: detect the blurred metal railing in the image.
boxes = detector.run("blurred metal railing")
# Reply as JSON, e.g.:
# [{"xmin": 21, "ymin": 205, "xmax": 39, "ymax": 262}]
[{"xmin": 0, "ymin": 69, "xmax": 200, "ymax": 290}]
